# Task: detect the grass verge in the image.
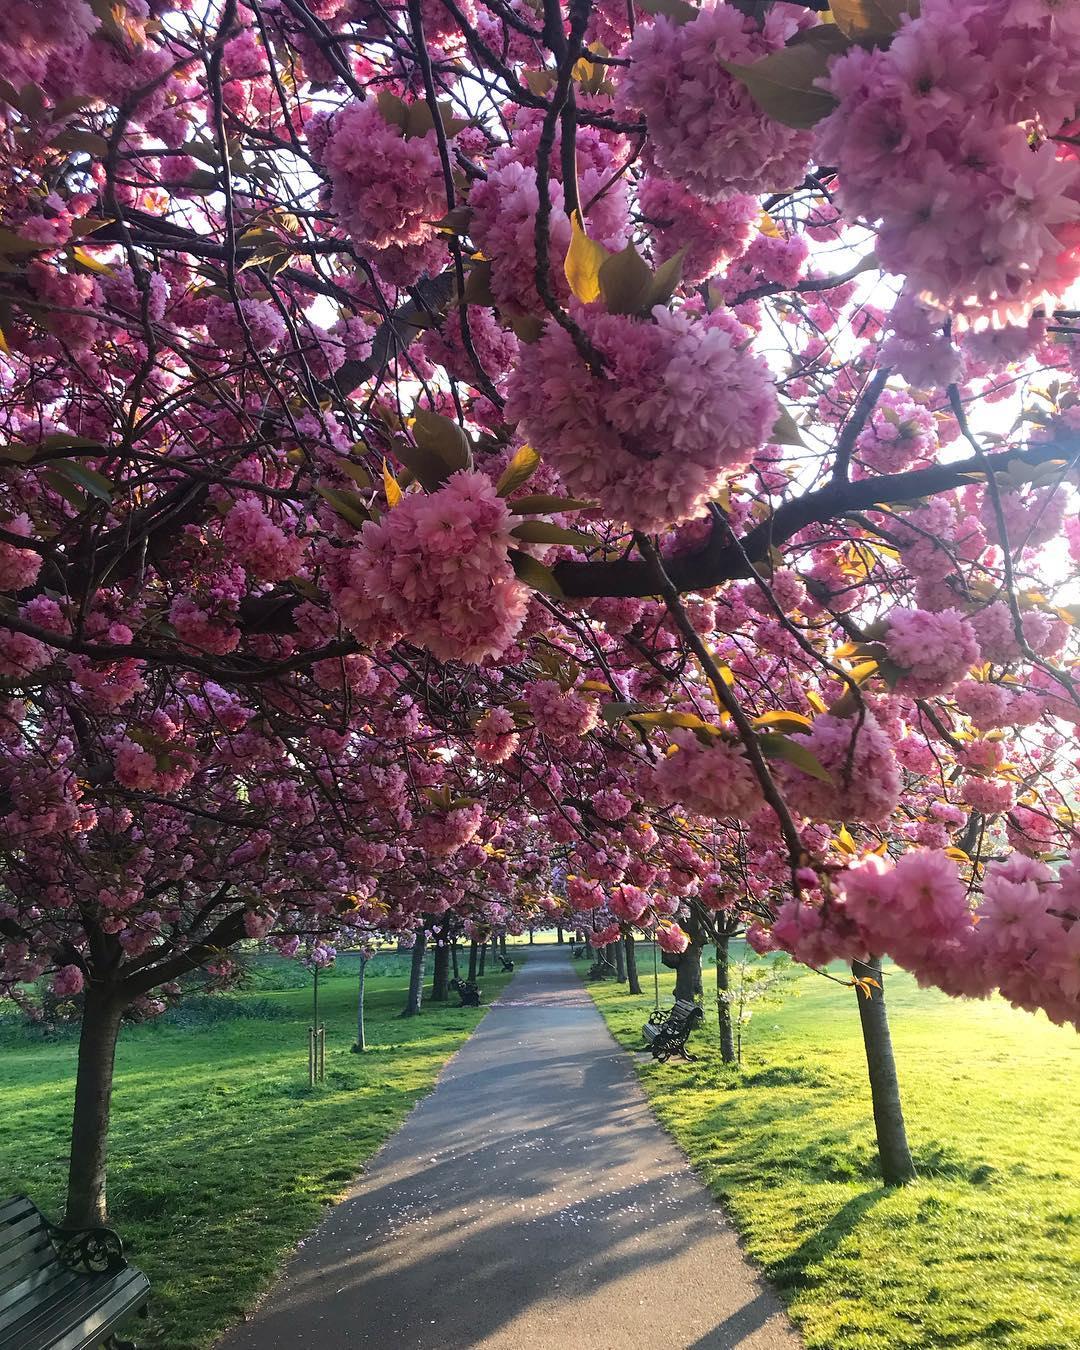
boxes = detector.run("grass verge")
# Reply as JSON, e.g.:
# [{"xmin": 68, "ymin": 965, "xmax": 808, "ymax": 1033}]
[
  {"xmin": 586, "ymin": 948, "xmax": 1079, "ymax": 1350},
  {"xmin": 0, "ymin": 952, "xmax": 516, "ymax": 1349}
]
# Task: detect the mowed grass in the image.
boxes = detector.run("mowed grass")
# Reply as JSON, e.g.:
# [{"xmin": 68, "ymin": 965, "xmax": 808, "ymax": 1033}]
[
  {"xmin": 0, "ymin": 952, "xmax": 516, "ymax": 1349},
  {"xmin": 587, "ymin": 950, "xmax": 1079, "ymax": 1350}
]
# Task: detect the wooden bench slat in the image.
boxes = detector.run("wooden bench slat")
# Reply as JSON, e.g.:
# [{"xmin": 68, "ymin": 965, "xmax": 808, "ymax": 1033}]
[
  {"xmin": 0, "ymin": 1268, "xmax": 149, "ymax": 1350},
  {"xmin": 0, "ymin": 1247, "xmax": 80, "ymax": 1312},
  {"xmin": 0, "ymin": 1195, "xmax": 150, "ymax": 1350}
]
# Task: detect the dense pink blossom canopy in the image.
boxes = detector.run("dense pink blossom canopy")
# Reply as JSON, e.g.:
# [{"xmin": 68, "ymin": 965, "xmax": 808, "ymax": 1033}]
[{"xmin": 0, "ymin": 0, "xmax": 1078, "ymax": 1034}]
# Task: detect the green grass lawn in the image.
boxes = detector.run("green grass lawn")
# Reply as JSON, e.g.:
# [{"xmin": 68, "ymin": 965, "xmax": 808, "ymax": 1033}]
[
  {"xmin": 587, "ymin": 948, "xmax": 1079, "ymax": 1350},
  {"xmin": 0, "ymin": 951, "xmax": 516, "ymax": 1350}
]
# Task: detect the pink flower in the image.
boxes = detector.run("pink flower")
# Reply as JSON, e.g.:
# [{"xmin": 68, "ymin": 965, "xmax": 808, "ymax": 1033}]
[
  {"xmin": 222, "ymin": 500, "xmax": 305, "ymax": 584},
  {"xmin": 656, "ymin": 922, "xmax": 691, "ymax": 954},
  {"xmin": 335, "ymin": 470, "xmax": 528, "ymax": 664},
  {"xmin": 781, "ymin": 713, "xmax": 901, "ymax": 825},
  {"xmin": 525, "ymin": 680, "xmax": 599, "ymax": 743},
  {"xmin": 52, "ymin": 964, "xmax": 85, "ymax": 997},
  {"xmin": 621, "ymin": 3, "xmax": 814, "ymax": 198},
  {"xmin": 506, "ymin": 306, "xmax": 777, "ymax": 530},
  {"xmin": 651, "ymin": 730, "xmax": 763, "ymax": 822},
  {"xmin": 885, "ymin": 607, "xmax": 980, "ymax": 696},
  {"xmin": 0, "ymin": 515, "xmax": 43, "ymax": 592}
]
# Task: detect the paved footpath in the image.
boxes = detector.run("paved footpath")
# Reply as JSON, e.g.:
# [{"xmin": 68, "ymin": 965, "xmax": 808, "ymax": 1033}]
[{"xmin": 219, "ymin": 947, "xmax": 802, "ymax": 1350}]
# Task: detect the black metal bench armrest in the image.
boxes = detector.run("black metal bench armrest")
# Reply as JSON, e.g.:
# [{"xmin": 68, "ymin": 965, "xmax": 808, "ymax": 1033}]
[{"xmin": 47, "ymin": 1221, "xmax": 127, "ymax": 1275}]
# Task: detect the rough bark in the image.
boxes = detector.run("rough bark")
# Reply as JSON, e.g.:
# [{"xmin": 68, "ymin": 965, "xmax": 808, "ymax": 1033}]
[
  {"xmin": 66, "ymin": 987, "xmax": 126, "ymax": 1226},
  {"xmin": 557, "ymin": 927, "xmax": 564, "ymax": 944},
  {"xmin": 467, "ymin": 940, "xmax": 478, "ymax": 981},
  {"xmin": 450, "ymin": 939, "xmax": 460, "ymax": 980},
  {"xmin": 624, "ymin": 933, "xmax": 642, "ymax": 995},
  {"xmin": 401, "ymin": 929, "xmax": 427, "ymax": 1017},
  {"xmin": 853, "ymin": 957, "xmax": 917, "ymax": 1186},
  {"xmin": 478, "ymin": 941, "xmax": 487, "ymax": 976},
  {"xmin": 715, "ymin": 935, "xmax": 736, "ymax": 1064},
  {"xmin": 431, "ymin": 929, "xmax": 450, "ymax": 1002},
  {"xmin": 612, "ymin": 935, "xmax": 627, "ymax": 982}
]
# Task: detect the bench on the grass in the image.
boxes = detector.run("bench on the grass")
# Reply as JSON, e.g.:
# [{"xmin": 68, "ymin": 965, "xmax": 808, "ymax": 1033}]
[
  {"xmin": 449, "ymin": 978, "xmax": 482, "ymax": 1007},
  {"xmin": 587, "ymin": 959, "xmax": 615, "ymax": 981},
  {"xmin": 641, "ymin": 998, "xmax": 705, "ymax": 1062},
  {"xmin": 499, "ymin": 957, "xmax": 514, "ymax": 972},
  {"xmin": 0, "ymin": 1193, "xmax": 150, "ymax": 1350}
]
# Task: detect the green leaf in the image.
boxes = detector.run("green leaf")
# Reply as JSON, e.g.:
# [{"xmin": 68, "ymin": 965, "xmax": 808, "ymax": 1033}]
[
  {"xmin": 496, "ymin": 445, "xmax": 541, "ymax": 497},
  {"xmin": 510, "ymin": 521, "xmax": 597, "ymax": 548},
  {"xmin": 758, "ymin": 733, "xmax": 834, "ymax": 783},
  {"xmin": 508, "ymin": 548, "xmax": 564, "ymax": 597},
  {"xmin": 829, "ymin": 0, "xmax": 919, "ymax": 48},
  {"xmin": 719, "ymin": 32, "xmax": 841, "ymax": 130},
  {"xmin": 629, "ymin": 710, "xmax": 721, "ymax": 732},
  {"xmin": 53, "ymin": 460, "xmax": 113, "ymax": 503},
  {"xmin": 509, "ymin": 494, "xmax": 595, "ymax": 514},
  {"xmin": 411, "ymin": 407, "xmax": 471, "ymax": 473},
  {"xmin": 598, "ymin": 243, "xmax": 653, "ymax": 316},
  {"xmin": 771, "ymin": 405, "xmax": 805, "ymax": 447},
  {"xmin": 316, "ymin": 484, "xmax": 370, "ymax": 529},
  {"xmin": 49, "ymin": 128, "xmax": 109, "ymax": 157}
]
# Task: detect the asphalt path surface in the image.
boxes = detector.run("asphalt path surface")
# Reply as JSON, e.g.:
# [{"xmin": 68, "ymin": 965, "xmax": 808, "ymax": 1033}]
[{"xmin": 218, "ymin": 946, "xmax": 802, "ymax": 1349}]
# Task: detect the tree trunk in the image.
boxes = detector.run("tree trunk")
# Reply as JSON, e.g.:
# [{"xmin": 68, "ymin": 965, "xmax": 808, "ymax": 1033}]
[
  {"xmin": 450, "ymin": 939, "xmax": 460, "ymax": 980},
  {"xmin": 715, "ymin": 935, "xmax": 736, "ymax": 1064},
  {"xmin": 351, "ymin": 953, "xmax": 368, "ymax": 1052},
  {"xmin": 478, "ymin": 941, "xmax": 487, "ymax": 976},
  {"xmin": 624, "ymin": 933, "xmax": 642, "ymax": 994},
  {"xmin": 467, "ymin": 940, "xmax": 478, "ymax": 981},
  {"xmin": 431, "ymin": 930, "xmax": 449, "ymax": 1002},
  {"xmin": 401, "ymin": 929, "xmax": 427, "ymax": 1017},
  {"xmin": 613, "ymin": 935, "xmax": 627, "ymax": 982},
  {"xmin": 584, "ymin": 941, "xmax": 594, "ymax": 960},
  {"xmin": 529, "ymin": 928, "xmax": 534, "ymax": 944},
  {"xmin": 557, "ymin": 926, "xmax": 564, "ymax": 944},
  {"xmin": 66, "ymin": 987, "xmax": 125, "ymax": 1226},
  {"xmin": 673, "ymin": 941, "xmax": 703, "ymax": 1002},
  {"xmin": 852, "ymin": 957, "xmax": 916, "ymax": 1187}
]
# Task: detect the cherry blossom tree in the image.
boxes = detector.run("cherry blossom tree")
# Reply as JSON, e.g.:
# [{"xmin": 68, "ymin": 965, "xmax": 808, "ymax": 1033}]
[{"xmin": 3, "ymin": 0, "xmax": 1080, "ymax": 1206}]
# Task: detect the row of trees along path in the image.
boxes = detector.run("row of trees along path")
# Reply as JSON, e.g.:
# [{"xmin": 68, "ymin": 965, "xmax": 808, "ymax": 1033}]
[{"xmin": 0, "ymin": 0, "xmax": 1078, "ymax": 1230}]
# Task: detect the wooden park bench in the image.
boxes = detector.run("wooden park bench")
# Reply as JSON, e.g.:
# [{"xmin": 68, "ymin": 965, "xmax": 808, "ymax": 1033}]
[
  {"xmin": 641, "ymin": 998, "xmax": 705, "ymax": 1063},
  {"xmin": 499, "ymin": 957, "xmax": 514, "ymax": 972},
  {"xmin": 587, "ymin": 959, "xmax": 615, "ymax": 981},
  {"xmin": 449, "ymin": 978, "xmax": 482, "ymax": 1007},
  {"xmin": 0, "ymin": 1194, "xmax": 150, "ymax": 1350}
]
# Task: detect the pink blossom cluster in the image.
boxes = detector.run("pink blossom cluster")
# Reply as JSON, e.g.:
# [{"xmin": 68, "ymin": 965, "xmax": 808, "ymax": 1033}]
[
  {"xmin": 525, "ymin": 681, "xmax": 599, "ymax": 743},
  {"xmin": 222, "ymin": 500, "xmax": 305, "ymax": 584},
  {"xmin": 0, "ymin": 515, "xmax": 43, "ymax": 592},
  {"xmin": 637, "ymin": 175, "xmax": 757, "ymax": 284},
  {"xmin": 474, "ymin": 707, "xmax": 520, "ymax": 765},
  {"xmin": 621, "ymin": 3, "xmax": 814, "ymax": 199},
  {"xmin": 884, "ymin": 608, "xmax": 981, "ymax": 697},
  {"xmin": 320, "ymin": 99, "xmax": 450, "ymax": 281},
  {"xmin": 817, "ymin": 0, "xmax": 1080, "ymax": 327},
  {"xmin": 334, "ymin": 470, "xmax": 528, "ymax": 663},
  {"xmin": 506, "ymin": 306, "xmax": 777, "ymax": 530},
  {"xmin": 651, "ymin": 731, "xmax": 763, "ymax": 821},
  {"xmin": 781, "ymin": 713, "xmax": 901, "ymax": 825},
  {"xmin": 412, "ymin": 803, "xmax": 484, "ymax": 857}
]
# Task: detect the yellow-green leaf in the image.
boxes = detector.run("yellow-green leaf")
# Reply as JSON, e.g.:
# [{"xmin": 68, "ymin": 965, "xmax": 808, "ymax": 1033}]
[
  {"xmin": 508, "ymin": 548, "xmax": 564, "ymax": 597},
  {"xmin": 752, "ymin": 710, "xmax": 814, "ymax": 733},
  {"xmin": 496, "ymin": 444, "xmax": 541, "ymax": 497},
  {"xmin": 564, "ymin": 213, "xmax": 609, "ymax": 304},
  {"xmin": 382, "ymin": 459, "xmax": 402, "ymax": 508},
  {"xmin": 830, "ymin": 0, "xmax": 918, "ymax": 48}
]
